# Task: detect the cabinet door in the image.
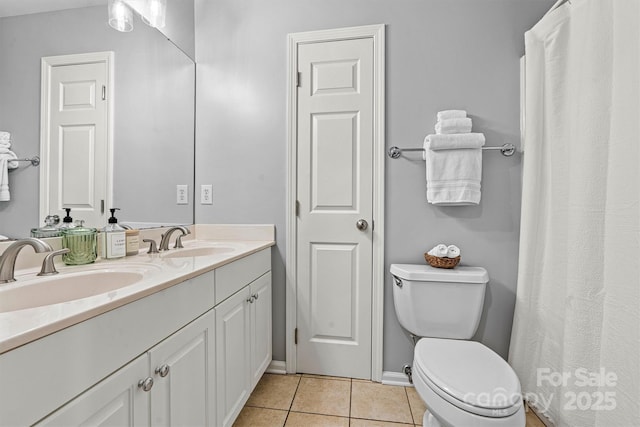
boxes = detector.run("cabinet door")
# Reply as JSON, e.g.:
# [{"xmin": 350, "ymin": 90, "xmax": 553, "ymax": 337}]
[
  {"xmin": 150, "ymin": 309, "xmax": 216, "ymax": 427},
  {"xmin": 250, "ymin": 272, "xmax": 272, "ymax": 390},
  {"xmin": 36, "ymin": 355, "xmax": 150, "ymax": 427},
  {"xmin": 215, "ymin": 287, "xmax": 251, "ymax": 427}
]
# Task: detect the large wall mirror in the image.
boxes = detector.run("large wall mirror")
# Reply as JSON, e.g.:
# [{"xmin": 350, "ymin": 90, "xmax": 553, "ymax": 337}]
[{"xmin": 0, "ymin": 0, "xmax": 195, "ymax": 238}]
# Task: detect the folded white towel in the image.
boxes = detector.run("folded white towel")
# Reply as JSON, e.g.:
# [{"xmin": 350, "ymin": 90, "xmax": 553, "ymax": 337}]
[
  {"xmin": 436, "ymin": 110, "xmax": 467, "ymax": 121},
  {"xmin": 435, "ymin": 118, "xmax": 473, "ymax": 134},
  {"xmin": 446, "ymin": 245, "xmax": 461, "ymax": 258},
  {"xmin": 423, "ymin": 134, "xmax": 485, "ymax": 205},
  {"xmin": 428, "ymin": 244, "xmax": 449, "ymax": 257},
  {"xmin": 425, "ymin": 133, "xmax": 485, "ymax": 151},
  {"xmin": 0, "ymin": 131, "xmax": 10, "ymax": 141}
]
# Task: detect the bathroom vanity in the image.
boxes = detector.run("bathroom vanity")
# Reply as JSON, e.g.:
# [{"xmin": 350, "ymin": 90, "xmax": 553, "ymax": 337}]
[{"xmin": 0, "ymin": 225, "xmax": 274, "ymax": 427}]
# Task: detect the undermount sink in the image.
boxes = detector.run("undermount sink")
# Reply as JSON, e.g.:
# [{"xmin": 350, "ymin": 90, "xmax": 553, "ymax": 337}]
[
  {"xmin": 161, "ymin": 246, "xmax": 235, "ymax": 259},
  {"xmin": 0, "ymin": 270, "xmax": 145, "ymax": 313}
]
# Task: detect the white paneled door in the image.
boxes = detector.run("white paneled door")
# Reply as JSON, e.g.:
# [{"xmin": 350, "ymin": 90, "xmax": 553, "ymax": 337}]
[
  {"xmin": 41, "ymin": 52, "xmax": 112, "ymax": 228},
  {"xmin": 296, "ymin": 37, "xmax": 374, "ymax": 379}
]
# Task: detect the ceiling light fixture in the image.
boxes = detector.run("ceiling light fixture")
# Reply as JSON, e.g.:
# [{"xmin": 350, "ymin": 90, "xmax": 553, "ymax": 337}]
[
  {"xmin": 108, "ymin": 0, "xmax": 167, "ymax": 33},
  {"xmin": 108, "ymin": 0, "xmax": 133, "ymax": 32}
]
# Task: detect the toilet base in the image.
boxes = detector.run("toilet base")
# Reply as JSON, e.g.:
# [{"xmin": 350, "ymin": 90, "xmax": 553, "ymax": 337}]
[{"xmin": 424, "ymin": 410, "xmax": 442, "ymax": 427}]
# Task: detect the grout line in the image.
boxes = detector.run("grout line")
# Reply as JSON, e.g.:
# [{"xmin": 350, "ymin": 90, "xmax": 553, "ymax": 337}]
[
  {"xmin": 282, "ymin": 374, "xmax": 303, "ymax": 425},
  {"xmin": 349, "ymin": 378, "xmax": 353, "ymax": 425},
  {"xmin": 404, "ymin": 386, "xmax": 415, "ymax": 425}
]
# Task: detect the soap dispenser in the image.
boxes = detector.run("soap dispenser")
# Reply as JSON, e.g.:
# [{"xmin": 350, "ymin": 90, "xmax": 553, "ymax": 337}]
[
  {"xmin": 102, "ymin": 208, "xmax": 126, "ymax": 259},
  {"xmin": 58, "ymin": 208, "xmax": 76, "ymax": 231}
]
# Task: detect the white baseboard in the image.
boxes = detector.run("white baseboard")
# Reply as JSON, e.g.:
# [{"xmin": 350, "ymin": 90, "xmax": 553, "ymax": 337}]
[
  {"xmin": 381, "ymin": 370, "xmax": 413, "ymax": 387},
  {"xmin": 265, "ymin": 360, "xmax": 287, "ymax": 375}
]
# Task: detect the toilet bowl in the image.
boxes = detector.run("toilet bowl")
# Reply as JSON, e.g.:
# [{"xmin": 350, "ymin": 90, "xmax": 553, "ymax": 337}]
[
  {"xmin": 390, "ymin": 264, "xmax": 525, "ymax": 427},
  {"xmin": 413, "ymin": 338, "xmax": 524, "ymax": 427}
]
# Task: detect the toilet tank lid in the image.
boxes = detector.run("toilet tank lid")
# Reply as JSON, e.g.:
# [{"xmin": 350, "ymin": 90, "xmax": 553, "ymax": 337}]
[{"xmin": 390, "ymin": 264, "xmax": 488, "ymax": 283}]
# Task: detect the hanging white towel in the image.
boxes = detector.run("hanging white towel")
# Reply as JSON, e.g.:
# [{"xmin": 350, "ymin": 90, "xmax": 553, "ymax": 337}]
[
  {"xmin": 0, "ymin": 141, "xmax": 19, "ymax": 170},
  {"xmin": 0, "ymin": 158, "xmax": 11, "ymax": 201},
  {"xmin": 436, "ymin": 110, "xmax": 467, "ymax": 121},
  {"xmin": 435, "ymin": 118, "xmax": 473, "ymax": 134},
  {"xmin": 423, "ymin": 133, "xmax": 485, "ymax": 205}
]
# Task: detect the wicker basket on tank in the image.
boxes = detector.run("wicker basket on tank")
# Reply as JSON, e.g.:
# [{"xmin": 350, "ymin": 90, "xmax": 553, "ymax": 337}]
[{"xmin": 424, "ymin": 253, "xmax": 461, "ymax": 269}]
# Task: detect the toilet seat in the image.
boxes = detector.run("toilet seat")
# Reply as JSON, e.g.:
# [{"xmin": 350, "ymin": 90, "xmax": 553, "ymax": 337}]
[{"xmin": 414, "ymin": 338, "xmax": 522, "ymax": 418}]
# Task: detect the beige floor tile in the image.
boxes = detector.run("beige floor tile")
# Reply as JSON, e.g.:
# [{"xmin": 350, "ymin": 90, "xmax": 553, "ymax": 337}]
[
  {"xmin": 246, "ymin": 374, "xmax": 301, "ymax": 410},
  {"xmin": 301, "ymin": 373, "xmax": 351, "ymax": 382},
  {"xmin": 232, "ymin": 406, "xmax": 287, "ymax": 427},
  {"xmin": 350, "ymin": 418, "xmax": 414, "ymax": 427},
  {"xmin": 351, "ymin": 382, "xmax": 413, "ymax": 424},
  {"xmin": 405, "ymin": 386, "xmax": 427, "ymax": 424},
  {"xmin": 290, "ymin": 377, "xmax": 351, "ymax": 417},
  {"xmin": 285, "ymin": 412, "xmax": 349, "ymax": 427},
  {"xmin": 525, "ymin": 406, "xmax": 546, "ymax": 427}
]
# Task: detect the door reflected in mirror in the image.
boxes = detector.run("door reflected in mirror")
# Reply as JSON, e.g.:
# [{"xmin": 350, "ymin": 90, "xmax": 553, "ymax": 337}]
[{"xmin": 0, "ymin": 2, "xmax": 195, "ymax": 238}]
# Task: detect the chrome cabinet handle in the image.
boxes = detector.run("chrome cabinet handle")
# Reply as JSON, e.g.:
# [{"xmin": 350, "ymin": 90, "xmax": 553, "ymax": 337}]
[
  {"xmin": 246, "ymin": 296, "xmax": 254, "ymax": 303},
  {"xmin": 252, "ymin": 293, "xmax": 259, "ymax": 300},
  {"xmin": 356, "ymin": 219, "xmax": 368, "ymax": 231},
  {"xmin": 138, "ymin": 377, "xmax": 154, "ymax": 392},
  {"xmin": 155, "ymin": 364, "xmax": 170, "ymax": 378}
]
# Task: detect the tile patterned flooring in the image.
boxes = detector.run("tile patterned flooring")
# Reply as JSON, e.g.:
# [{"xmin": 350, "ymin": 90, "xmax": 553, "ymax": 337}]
[{"xmin": 234, "ymin": 373, "xmax": 547, "ymax": 427}]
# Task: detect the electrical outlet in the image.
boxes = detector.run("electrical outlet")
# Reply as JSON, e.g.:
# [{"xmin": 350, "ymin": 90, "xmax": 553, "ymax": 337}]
[
  {"xmin": 201, "ymin": 184, "xmax": 213, "ymax": 205},
  {"xmin": 176, "ymin": 184, "xmax": 188, "ymax": 204}
]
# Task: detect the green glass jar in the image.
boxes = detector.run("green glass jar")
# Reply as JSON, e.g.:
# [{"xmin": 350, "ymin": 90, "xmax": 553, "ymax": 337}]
[{"xmin": 62, "ymin": 220, "xmax": 97, "ymax": 265}]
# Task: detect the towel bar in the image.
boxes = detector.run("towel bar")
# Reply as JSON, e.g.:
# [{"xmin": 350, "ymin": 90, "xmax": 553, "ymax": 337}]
[
  {"xmin": 10, "ymin": 156, "xmax": 40, "ymax": 166},
  {"xmin": 387, "ymin": 143, "xmax": 516, "ymax": 159}
]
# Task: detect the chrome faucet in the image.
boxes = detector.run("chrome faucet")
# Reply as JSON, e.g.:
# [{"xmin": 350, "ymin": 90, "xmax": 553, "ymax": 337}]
[
  {"xmin": 158, "ymin": 226, "xmax": 190, "ymax": 251},
  {"xmin": 0, "ymin": 238, "xmax": 53, "ymax": 284}
]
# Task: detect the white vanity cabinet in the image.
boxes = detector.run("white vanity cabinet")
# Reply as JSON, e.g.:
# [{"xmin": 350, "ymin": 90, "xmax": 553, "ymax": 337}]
[
  {"xmin": 36, "ymin": 304, "xmax": 216, "ymax": 427},
  {"xmin": 36, "ymin": 354, "xmax": 150, "ymax": 427},
  {"xmin": 215, "ymin": 256, "xmax": 272, "ymax": 427},
  {"xmin": 0, "ymin": 246, "xmax": 272, "ymax": 427},
  {"xmin": 149, "ymin": 309, "xmax": 216, "ymax": 426}
]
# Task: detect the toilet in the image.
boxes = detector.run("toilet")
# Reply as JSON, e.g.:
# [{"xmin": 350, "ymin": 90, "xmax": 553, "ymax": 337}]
[{"xmin": 390, "ymin": 264, "xmax": 525, "ymax": 427}]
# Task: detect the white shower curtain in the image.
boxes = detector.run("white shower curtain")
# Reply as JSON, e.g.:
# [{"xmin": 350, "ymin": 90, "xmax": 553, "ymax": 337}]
[{"xmin": 509, "ymin": 1, "xmax": 640, "ymax": 426}]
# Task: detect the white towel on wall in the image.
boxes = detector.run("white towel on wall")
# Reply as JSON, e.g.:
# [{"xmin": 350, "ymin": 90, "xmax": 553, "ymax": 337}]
[
  {"xmin": 435, "ymin": 117, "xmax": 473, "ymax": 134},
  {"xmin": 0, "ymin": 158, "xmax": 11, "ymax": 201},
  {"xmin": 436, "ymin": 110, "xmax": 467, "ymax": 121},
  {"xmin": 0, "ymin": 141, "xmax": 19, "ymax": 170},
  {"xmin": 423, "ymin": 133, "xmax": 485, "ymax": 205}
]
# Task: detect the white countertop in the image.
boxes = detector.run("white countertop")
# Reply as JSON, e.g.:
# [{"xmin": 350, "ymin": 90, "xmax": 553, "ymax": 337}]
[{"xmin": 0, "ymin": 224, "xmax": 275, "ymax": 354}]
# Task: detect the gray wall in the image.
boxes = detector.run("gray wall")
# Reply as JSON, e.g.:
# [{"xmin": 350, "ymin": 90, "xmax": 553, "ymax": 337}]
[
  {"xmin": 0, "ymin": 6, "xmax": 194, "ymax": 237},
  {"xmin": 195, "ymin": 0, "xmax": 552, "ymax": 371},
  {"xmin": 160, "ymin": 0, "xmax": 196, "ymax": 60}
]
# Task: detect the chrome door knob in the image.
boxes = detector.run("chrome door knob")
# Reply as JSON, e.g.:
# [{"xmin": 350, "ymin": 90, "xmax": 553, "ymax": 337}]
[
  {"xmin": 155, "ymin": 364, "xmax": 170, "ymax": 378},
  {"xmin": 356, "ymin": 219, "xmax": 368, "ymax": 231},
  {"xmin": 138, "ymin": 377, "xmax": 154, "ymax": 392}
]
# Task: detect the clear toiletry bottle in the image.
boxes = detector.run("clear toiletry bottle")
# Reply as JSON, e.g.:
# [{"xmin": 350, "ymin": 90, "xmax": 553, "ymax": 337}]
[
  {"xmin": 62, "ymin": 220, "xmax": 97, "ymax": 265},
  {"xmin": 102, "ymin": 208, "xmax": 126, "ymax": 259},
  {"xmin": 57, "ymin": 208, "xmax": 77, "ymax": 231},
  {"xmin": 31, "ymin": 215, "xmax": 61, "ymax": 238}
]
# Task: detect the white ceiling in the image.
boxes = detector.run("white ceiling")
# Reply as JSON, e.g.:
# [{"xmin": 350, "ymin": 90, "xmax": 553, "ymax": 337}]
[{"xmin": 0, "ymin": 0, "xmax": 105, "ymax": 18}]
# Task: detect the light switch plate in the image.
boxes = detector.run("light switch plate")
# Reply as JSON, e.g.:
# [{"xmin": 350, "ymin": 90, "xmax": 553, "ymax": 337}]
[
  {"xmin": 176, "ymin": 184, "xmax": 188, "ymax": 204},
  {"xmin": 201, "ymin": 184, "xmax": 213, "ymax": 205}
]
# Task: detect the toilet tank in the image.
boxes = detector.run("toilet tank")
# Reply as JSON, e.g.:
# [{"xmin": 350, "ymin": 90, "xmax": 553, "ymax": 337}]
[{"xmin": 390, "ymin": 264, "xmax": 488, "ymax": 339}]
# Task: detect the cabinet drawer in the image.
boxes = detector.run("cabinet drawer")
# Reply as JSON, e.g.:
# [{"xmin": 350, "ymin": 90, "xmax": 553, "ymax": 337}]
[{"xmin": 215, "ymin": 248, "xmax": 270, "ymax": 305}]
